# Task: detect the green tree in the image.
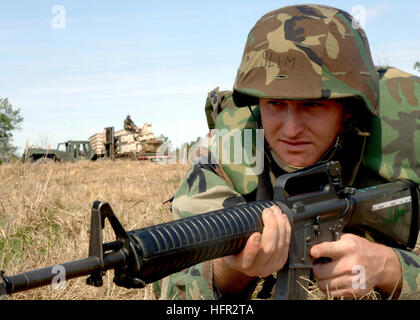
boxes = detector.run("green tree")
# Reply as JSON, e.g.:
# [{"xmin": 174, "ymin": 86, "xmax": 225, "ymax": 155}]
[
  {"xmin": 414, "ymin": 61, "xmax": 420, "ymax": 72},
  {"xmin": 0, "ymin": 98, "xmax": 23, "ymax": 162}
]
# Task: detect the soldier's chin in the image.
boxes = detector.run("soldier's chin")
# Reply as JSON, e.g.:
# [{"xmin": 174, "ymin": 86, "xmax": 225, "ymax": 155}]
[
  {"xmin": 283, "ymin": 160, "xmax": 309, "ymax": 171},
  {"xmin": 271, "ymin": 152, "xmax": 311, "ymax": 172}
]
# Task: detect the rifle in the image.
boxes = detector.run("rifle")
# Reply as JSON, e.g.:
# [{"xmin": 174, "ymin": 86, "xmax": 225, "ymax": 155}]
[{"xmin": 1, "ymin": 161, "xmax": 419, "ymax": 299}]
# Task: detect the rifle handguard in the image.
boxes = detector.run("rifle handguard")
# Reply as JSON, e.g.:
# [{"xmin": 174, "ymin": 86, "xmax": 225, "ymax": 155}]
[{"xmin": 119, "ymin": 200, "xmax": 277, "ymax": 286}]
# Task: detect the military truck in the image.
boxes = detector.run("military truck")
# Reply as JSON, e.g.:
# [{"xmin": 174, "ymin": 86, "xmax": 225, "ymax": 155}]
[
  {"xmin": 23, "ymin": 123, "xmax": 170, "ymax": 163},
  {"xmin": 23, "ymin": 140, "xmax": 97, "ymax": 163},
  {"xmin": 89, "ymin": 126, "xmax": 170, "ymax": 162}
]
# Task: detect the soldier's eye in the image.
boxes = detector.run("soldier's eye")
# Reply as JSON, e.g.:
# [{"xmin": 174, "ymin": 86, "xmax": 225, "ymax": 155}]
[
  {"xmin": 267, "ymin": 100, "xmax": 286, "ymax": 107},
  {"xmin": 303, "ymin": 101, "xmax": 323, "ymax": 108}
]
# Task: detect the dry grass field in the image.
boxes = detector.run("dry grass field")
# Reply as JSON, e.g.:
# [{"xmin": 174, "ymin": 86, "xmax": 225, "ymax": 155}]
[
  {"xmin": 0, "ymin": 159, "xmax": 381, "ymax": 300},
  {"xmin": 0, "ymin": 159, "xmax": 189, "ymax": 300}
]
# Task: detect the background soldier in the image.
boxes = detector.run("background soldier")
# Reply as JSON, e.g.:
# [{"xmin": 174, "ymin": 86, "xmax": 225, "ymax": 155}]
[{"xmin": 124, "ymin": 115, "xmax": 137, "ymax": 134}]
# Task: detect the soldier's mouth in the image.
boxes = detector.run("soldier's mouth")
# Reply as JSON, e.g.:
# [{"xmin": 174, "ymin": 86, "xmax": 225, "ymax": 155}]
[{"xmin": 278, "ymin": 139, "xmax": 310, "ymax": 151}]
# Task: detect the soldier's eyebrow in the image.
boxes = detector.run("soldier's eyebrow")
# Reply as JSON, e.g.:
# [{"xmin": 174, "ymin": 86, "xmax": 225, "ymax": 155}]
[
  {"xmin": 266, "ymin": 100, "xmax": 287, "ymax": 106},
  {"xmin": 302, "ymin": 101, "xmax": 323, "ymax": 107}
]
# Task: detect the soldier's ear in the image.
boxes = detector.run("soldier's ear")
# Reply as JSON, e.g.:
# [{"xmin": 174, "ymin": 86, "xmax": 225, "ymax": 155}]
[
  {"xmin": 338, "ymin": 105, "xmax": 353, "ymax": 135},
  {"xmin": 343, "ymin": 110, "xmax": 353, "ymax": 123},
  {"xmin": 340, "ymin": 103, "xmax": 353, "ymax": 123}
]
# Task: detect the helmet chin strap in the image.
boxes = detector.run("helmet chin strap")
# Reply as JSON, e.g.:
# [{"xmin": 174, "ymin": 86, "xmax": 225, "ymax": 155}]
[
  {"xmin": 248, "ymin": 106, "xmax": 260, "ymax": 129},
  {"xmin": 316, "ymin": 119, "xmax": 369, "ymax": 164},
  {"xmin": 250, "ymin": 105, "xmax": 341, "ymax": 173},
  {"xmin": 269, "ymin": 121, "xmax": 369, "ymax": 174},
  {"xmin": 317, "ymin": 120, "xmax": 369, "ymax": 185},
  {"xmin": 248, "ymin": 106, "xmax": 369, "ymax": 178},
  {"xmin": 319, "ymin": 134, "xmax": 344, "ymax": 162},
  {"xmin": 269, "ymin": 135, "xmax": 343, "ymax": 174},
  {"xmin": 325, "ymin": 118, "xmax": 370, "ymax": 154}
]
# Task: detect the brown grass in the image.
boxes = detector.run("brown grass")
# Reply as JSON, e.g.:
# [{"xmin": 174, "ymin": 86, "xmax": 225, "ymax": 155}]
[
  {"xmin": 0, "ymin": 159, "xmax": 189, "ymax": 300},
  {"xmin": 0, "ymin": 159, "xmax": 381, "ymax": 300}
]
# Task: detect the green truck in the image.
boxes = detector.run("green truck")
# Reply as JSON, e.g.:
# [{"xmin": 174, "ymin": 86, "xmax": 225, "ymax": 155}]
[
  {"xmin": 23, "ymin": 140, "xmax": 97, "ymax": 163},
  {"xmin": 22, "ymin": 128, "xmax": 170, "ymax": 163}
]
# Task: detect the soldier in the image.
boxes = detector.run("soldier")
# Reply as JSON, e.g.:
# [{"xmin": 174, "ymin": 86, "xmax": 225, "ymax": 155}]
[
  {"xmin": 124, "ymin": 115, "xmax": 137, "ymax": 134},
  {"xmin": 154, "ymin": 4, "xmax": 420, "ymax": 300}
]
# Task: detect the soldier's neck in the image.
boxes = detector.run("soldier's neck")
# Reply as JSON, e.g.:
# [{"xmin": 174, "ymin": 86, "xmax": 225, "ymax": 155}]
[{"xmin": 270, "ymin": 149, "xmax": 305, "ymax": 173}]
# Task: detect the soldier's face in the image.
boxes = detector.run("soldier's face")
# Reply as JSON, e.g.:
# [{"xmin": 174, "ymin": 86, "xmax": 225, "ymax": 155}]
[{"xmin": 259, "ymin": 98, "xmax": 344, "ymax": 167}]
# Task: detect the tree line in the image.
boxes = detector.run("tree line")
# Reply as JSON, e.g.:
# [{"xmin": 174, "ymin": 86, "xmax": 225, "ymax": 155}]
[{"xmin": 0, "ymin": 98, "xmax": 23, "ymax": 163}]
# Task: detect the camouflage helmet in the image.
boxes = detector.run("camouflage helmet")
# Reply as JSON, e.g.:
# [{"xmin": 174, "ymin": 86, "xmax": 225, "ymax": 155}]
[{"xmin": 232, "ymin": 4, "xmax": 379, "ymax": 117}]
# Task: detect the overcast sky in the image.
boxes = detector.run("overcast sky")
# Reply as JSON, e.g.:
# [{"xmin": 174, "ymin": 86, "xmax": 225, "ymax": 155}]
[{"xmin": 1, "ymin": 0, "xmax": 419, "ymax": 153}]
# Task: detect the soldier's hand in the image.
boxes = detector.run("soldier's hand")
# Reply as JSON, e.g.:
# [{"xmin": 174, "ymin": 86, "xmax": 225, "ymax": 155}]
[
  {"xmin": 311, "ymin": 233, "xmax": 402, "ymax": 298},
  {"xmin": 222, "ymin": 205, "xmax": 291, "ymax": 278}
]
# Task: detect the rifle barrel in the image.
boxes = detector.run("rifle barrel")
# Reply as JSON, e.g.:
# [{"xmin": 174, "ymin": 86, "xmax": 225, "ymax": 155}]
[{"xmin": 2, "ymin": 251, "xmax": 126, "ymax": 295}]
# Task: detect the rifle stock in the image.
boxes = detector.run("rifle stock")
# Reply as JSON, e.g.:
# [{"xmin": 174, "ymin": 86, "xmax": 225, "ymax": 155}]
[{"xmin": 1, "ymin": 161, "xmax": 419, "ymax": 299}]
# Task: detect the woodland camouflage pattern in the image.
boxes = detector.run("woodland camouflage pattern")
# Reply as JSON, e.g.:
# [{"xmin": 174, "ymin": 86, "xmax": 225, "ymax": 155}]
[
  {"xmin": 153, "ymin": 4, "xmax": 420, "ymax": 300},
  {"xmin": 153, "ymin": 92, "xmax": 263, "ymax": 299},
  {"xmin": 233, "ymin": 4, "xmax": 379, "ymax": 117},
  {"xmin": 363, "ymin": 66, "xmax": 420, "ymax": 299},
  {"xmin": 364, "ymin": 67, "xmax": 420, "ymax": 184},
  {"xmin": 154, "ymin": 86, "xmax": 420, "ymax": 300}
]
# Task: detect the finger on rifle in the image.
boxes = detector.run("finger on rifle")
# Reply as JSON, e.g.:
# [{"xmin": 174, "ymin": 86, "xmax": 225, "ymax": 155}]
[
  {"xmin": 272, "ymin": 206, "xmax": 291, "ymax": 269},
  {"xmin": 270, "ymin": 206, "xmax": 290, "ymax": 248},
  {"xmin": 260, "ymin": 207, "xmax": 280, "ymax": 254},
  {"xmin": 280, "ymin": 207, "xmax": 291, "ymax": 245},
  {"xmin": 312, "ymin": 258, "xmax": 342, "ymax": 280},
  {"xmin": 311, "ymin": 240, "xmax": 355, "ymax": 280},
  {"xmin": 242, "ymin": 232, "xmax": 262, "ymax": 269},
  {"xmin": 250, "ymin": 207, "xmax": 281, "ymax": 273},
  {"xmin": 310, "ymin": 239, "xmax": 349, "ymax": 261},
  {"xmin": 225, "ymin": 232, "xmax": 261, "ymax": 271}
]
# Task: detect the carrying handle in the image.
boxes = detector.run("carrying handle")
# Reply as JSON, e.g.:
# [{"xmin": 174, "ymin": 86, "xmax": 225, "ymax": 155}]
[{"xmin": 273, "ymin": 161, "xmax": 343, "ymax": 206}]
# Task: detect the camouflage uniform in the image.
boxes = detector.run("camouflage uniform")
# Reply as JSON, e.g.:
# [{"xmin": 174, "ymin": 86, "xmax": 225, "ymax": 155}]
[
  {"xmin": 364, "ymin": 66, "xmax": 420, "ymax": 299},
  {"xmin": 364, "ymin": 67, "xmax": 420, "ymax": 184},
  {"xmin": 154, "ymin": 4, "xmax": 420, "ymax": 299}
]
